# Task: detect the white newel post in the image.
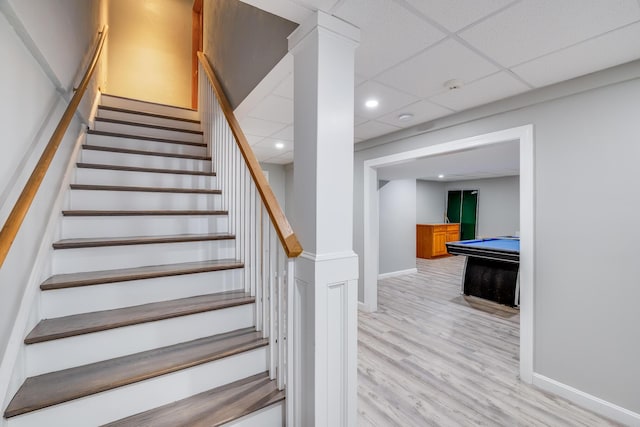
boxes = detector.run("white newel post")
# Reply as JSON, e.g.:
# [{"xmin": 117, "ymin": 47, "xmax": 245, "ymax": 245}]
[{"xmin": 288, "ymin": 11, "xmax": 360, "ymax": 427}]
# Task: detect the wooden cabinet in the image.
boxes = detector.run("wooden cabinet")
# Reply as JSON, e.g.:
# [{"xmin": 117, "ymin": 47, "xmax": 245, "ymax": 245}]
[{"xmin": 416, "ymin": 223, "xmax": 460, "ymax": 259}]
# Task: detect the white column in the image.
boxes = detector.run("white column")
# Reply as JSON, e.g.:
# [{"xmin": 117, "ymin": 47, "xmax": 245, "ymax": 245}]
[{"xmin": 288, "ymin": 11, "xmax": 360, "ymax": 427}]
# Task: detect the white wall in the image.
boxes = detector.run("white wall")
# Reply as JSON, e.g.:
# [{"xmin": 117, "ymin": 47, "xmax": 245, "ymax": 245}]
[
  {"xmin": 378, "ymin": 179, "xmax": 416, "ymax": 275},
  {"xmin": 416, "ymin": 179, "xmax": 445, "ymax": 224},
  {"xmin": 107, "ymin": 0, "xmax": 192, "ymax": 108},
  {"xmin": 444, "ymin": 175, "xmax": 519, "ymax": 238},
  {"xmin": 353, "ymin": 61, "xmax": 640, "ymax": 418},
  {"xmin": 0, "ymin": 0, "xmax": 104, "ymax": 410}
]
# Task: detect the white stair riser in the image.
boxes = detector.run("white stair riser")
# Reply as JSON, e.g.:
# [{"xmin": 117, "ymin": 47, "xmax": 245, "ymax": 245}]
[
  {"xmin": 100, "ymin": 95, "xmax": 199, "ymax": 121},
  {"xmin": 225, "ymin": 402, "xmax": 285, "ymax": 427},
  {"xmin": 26, "ymin": 304, "xmax": 255, "ymax": 376},
  {"xmin": 94, "ymin": 120, "xmax": 203, "ymax": 144},
  {"xmin": 75, "ymin": 167, "xmax": 218, "ymax": 189},
  {"xmin": 81, "ymin": 149, "xmax": 211, "ymax": 171},
  {"xmin": 69, "ymin": 190, "xmax": 222, "ymax": 211},
  {"xmin": 53, "ymin": 239, "xmax": 236, "ymax": 274},
  {"xmin": 11, "ymin": 347, "xmax": 267, "ymax": 427},
  {"xmin": 87, "ymin": 133, "xmax": 206, "ymax": 156},
  {"xmin": 98, "ymin": 109, "xmax": 201, "ymax": 131},
  {"xmin": 60, "ymin": 215, "xmax": 228, "ymax": 239},
  {"xmin": 41, "ymin": 268, "xmax": 243, "ymax": 318}
]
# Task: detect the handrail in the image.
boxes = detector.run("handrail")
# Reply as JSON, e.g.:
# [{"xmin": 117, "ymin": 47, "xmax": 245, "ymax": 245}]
[
  {"xmin": 0, "ymin": 26, "xmax": 109, "ymax": 268},
  {"xmin": 197, "ymin": 52, "xmax": 302, "ymax": 258}
]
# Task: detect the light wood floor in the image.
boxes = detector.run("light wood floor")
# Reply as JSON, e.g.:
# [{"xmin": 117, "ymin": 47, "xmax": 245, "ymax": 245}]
[{"xmin": 358, "ymin": 256, "xmax": 620, "ymax": 426}]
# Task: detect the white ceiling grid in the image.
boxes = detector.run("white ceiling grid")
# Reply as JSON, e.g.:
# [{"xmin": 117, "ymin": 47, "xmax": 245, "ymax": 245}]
[{"xmin": 236, "ymin": 0, "xmax": 640, "ymax": 166}]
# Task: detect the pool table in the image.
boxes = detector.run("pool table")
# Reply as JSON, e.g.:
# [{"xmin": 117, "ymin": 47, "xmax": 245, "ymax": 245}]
[{"xmin": 445, "ymin": 237, "xmax": 520, "ymax": 307}]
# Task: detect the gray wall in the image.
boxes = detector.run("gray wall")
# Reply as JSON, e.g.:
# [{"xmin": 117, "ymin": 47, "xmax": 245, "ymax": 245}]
[
  {"xmin": 203, "ymin": 0, "xmax": 297, "ymax": 108},
  {"xmin": 0, "ymin": 0, "xmax": 103, "ymax": 388},
  {"xmin": 260, "ymin": 162, "xmax": 287, "ymax": 213},
  {"xmin": 378, "ymin": 180, "xmax": 416, "ymax": 275},
  {"xmin": 416, "ymin": 180, "xmax": 445, "ymax": 224},
  {"xmin": 444, "ymin": 176, "xmax": 520, "ymax": 238},
  {"xmin": 353, "ymin": 61, "xmax": 640, "ymax": 414}
]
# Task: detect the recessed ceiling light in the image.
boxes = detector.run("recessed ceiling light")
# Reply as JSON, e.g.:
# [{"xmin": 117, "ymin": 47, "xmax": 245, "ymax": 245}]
[
  {"xmin": 397, "ymin": 113, "xmax": 414, "ymax": 121},
  {"xmin": 438, "ymin": 174, "xmax": 445, "ymax": 179},
  {"xmin": 275, "ymin": 142, "xmax": 285, "ymax": 150},
  {"xmin": 365, "ymin": 99, "xmax": 379, "ymax": 109}
]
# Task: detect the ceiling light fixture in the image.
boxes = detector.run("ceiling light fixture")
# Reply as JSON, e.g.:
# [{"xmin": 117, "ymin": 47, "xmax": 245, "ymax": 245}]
[
  {"xmin": 365, "ymin": 99, "xmax": 379, "ymax": 109},
  {"xmin": 443, "ymin": 79, "xmax": 463, "ymax": 90},
  {"xmin": 397, "ymin": 113, "xmax": 414, "ymax": 121},
  {"xmin": 275, "ymin": 142, "xmax": 285, "ymax": 150},
  {"xmin": 438, "ymin": 174, "xmax": 445, "ymax": 179}
]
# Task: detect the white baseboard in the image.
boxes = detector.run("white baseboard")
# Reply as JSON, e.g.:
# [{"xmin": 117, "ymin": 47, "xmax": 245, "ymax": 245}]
[
  {"xmin": 532, "ymin": 373, "xmax": 640, "ymax": 426},
  {"xmin": 377, "ymin": 268, "xmax": 417, "ymax": 280},
  {"xmin": 358, "ymin": 301, "xmax": 375, "ymax": 313}
]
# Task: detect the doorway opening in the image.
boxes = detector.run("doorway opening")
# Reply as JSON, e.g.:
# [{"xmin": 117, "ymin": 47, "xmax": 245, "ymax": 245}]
[{"xmin": 361, "ymin": 125, "xmax": 534, "ymax": 382}]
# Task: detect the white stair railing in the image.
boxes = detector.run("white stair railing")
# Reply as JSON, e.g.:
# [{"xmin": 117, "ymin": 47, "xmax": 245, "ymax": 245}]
[{"xmin": 198, "ymin": 52, "xmax": 301, "ymax": 422}]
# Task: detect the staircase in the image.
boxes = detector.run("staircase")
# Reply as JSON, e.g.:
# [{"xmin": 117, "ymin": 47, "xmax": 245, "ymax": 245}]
[{"xmin": 2, "ymin": 95, "xmax": 285, "ymax": 427}]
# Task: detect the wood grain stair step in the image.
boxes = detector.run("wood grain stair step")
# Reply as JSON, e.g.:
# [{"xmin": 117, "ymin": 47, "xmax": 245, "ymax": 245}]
[
  {"xmin": 40, "ymin": 259, "xmax": 243, "ymax": 290},
  {"xmin": 98, "ymin": 105, "xmax": 201, "ymax": 124},
  {"xmin": 82, "ymin": 144, "xmax": 210, "ymax": 160},
  {"xmin": 62, "ymin": 210, "xmax": 227, "ymax": 217},
  {"xmin": 24, "ymin": 291, "xmax": 254, "ymax": 344},
  {"xmin": 95, "ymin": 117, "xmax": 203, "ymax": 135},
  {"xmin": 70, "ymin": 184, "xmax": 222, "ymax": 194},
  {"xmin": 6, "ymin": 328, "xmax": 266, "ymax": 418},
  {"xmin": 103, "ymin": 372, "xmax": 284, "ymax": 427},
  {"xmin": 88, "ymin": 129, "xmax": 206, "ymax": 147},
  {"xmin": 52, "ymin": 233, "xmax": 234, "ymax": 249},
  {"xmin": 101, "ymin": 93, "xmax": 197, "ymax": 112},
  {"xmin": 76, "ymin": 162, "xmax": 216, "ymax": 176}
]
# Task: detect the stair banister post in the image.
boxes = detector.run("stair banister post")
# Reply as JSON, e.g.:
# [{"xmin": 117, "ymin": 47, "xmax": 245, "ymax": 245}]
[{"xmin": 288, "ymin": 11, "xmax": 360, "ymax": 427}]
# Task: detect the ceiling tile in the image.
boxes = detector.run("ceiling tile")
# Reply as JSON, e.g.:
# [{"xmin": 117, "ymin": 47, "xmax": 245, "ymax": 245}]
[
  {"xmin": 459, "ymin": 0, "xmax": 640, "ymax": 67},
  {"xmin": 264, "ymin": 151, "xmax": 294, "ymax": 164},
  {"xmin": 251, "ymin": 145, "xmax": 279, "ymax": 161},
  {"xmin": 254, "ymin": 137, "xmax": 294, "ymax": 152},
  {"xmin": 271, "ymin": 125, "xmax": 294, "ymax": 141},
  {"xmin": 245, "ymin": 134, "xmax": 265, "ymax": 145},
  {"xmin": 333, "ymin": 0, "xmax": 446, "ymax": 78},
  {"xmin": 376, "ymin": 100, "xmax": 453, "ymax": 128},
  {"xmin": 292, "ymin": 0, "xmax": 341, "ymax": 12},
  {"xmin": 355, "ymin": 81, "xmax": 419, "ymax": 119},
  {"xmin": 354, "ymin": 120, "xmax": 401, "ymax": 140},
  {"xmin": 512, "ymin": 22, "xmax": 640, "ymax": 87},
  {"xmin": 248, "ymin": 94, "xmax": 293, "ymax": 124},
  {"xmin": 273, "ymin": 74, "xmax": 294, "ymax": 99},
  {"xmin": 429, "ymin": 71, "xmax": 529, "ymax": 111},
  {"xmin": 404, "ymin": 0, "xmax": 517, "ymax": 32},
  {"xmin": 355, "ymin": 74, "xmax": 367, "ymax": 86},
  {"xmin": 239, "ymin": 117, "xmax": 287, "ymax": 137},
  {"xmin": 354, "ymin": 115, "xmax": 368, "ymax": 126},
  {"xmin": 376, "ymin": 38, "xmax": 500, "ymax": 98}
]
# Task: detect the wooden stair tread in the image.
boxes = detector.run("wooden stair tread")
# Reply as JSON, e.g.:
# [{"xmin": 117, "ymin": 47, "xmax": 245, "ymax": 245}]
[
  {"xmin": 103, "ymin": 372, "xmax": 284, "ymax": 427},
  {"xmin": 24, "ymin": 291, "xmax": 254, "ymax": 344},
  {"xmin": 53, "ymin": 233, "xmax": 235, "ymax": 249},
  {"xmin": 98, "ymin": 105, "xmax": 201, "ymax": 124},
  {"xmin": 70, "ymin": 184, "xmax": 221, "ymax": 194},
  {"xmin": 62, "ymin": 209, "xmax": 227, "ymax": 217},
  {"xmin": 76, "ymin": 162, "xmax": 216, "ymax": 176},
  {"xmin": 88, "ymin": 129, "xmax": 205, "ymax": 147},
  {"xmin": 41, "ymin": 259, "xmax": 243, "ymax": 290},
  {"xmin": 95, "ymin": 117, "xmax": 203, "ymax": 135},
  {"xmin": 101, "ymin": 93, "xmax": 197, "ymax": 112},
  {"xmin": 82, "ymin": 144, "xmax": 211, "ymax": 160},
  {"xmin": 6, "ymin": 328, "xmax": 266, "ymax": 418}
]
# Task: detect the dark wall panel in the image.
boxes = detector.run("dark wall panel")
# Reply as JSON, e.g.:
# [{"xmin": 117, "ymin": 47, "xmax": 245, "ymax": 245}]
[{"xmin": 203, "ymin": 0, "xmax": 298, "ymax": 109}]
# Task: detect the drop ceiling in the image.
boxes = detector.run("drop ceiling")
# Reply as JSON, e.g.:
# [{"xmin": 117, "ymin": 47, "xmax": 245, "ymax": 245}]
[
  {"xmin": 377, "ymin": 140, "xmax": 520, "ymax": 182},
  {"xmin": 235, "ymin": 0, "xmax": 640, "ymax": 165}
]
